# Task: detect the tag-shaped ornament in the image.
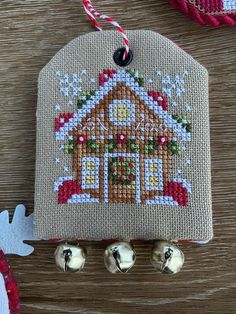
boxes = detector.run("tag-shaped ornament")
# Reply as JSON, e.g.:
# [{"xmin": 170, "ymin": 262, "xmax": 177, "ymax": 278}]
[{"xmin": 35, "ymin": 29, "xmax": 212, "ymax": 246}]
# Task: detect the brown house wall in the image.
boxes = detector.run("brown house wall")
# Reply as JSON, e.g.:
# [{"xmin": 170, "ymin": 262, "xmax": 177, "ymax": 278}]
[{"xmin": 71, "ymin": 82, "xmax": 174, "ymax": 204}]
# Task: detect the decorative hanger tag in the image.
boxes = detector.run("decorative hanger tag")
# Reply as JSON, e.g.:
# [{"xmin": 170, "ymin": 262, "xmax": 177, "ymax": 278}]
[{"xmin": 34, "ymin": 29, "xmax": 212, "ymax": 241}]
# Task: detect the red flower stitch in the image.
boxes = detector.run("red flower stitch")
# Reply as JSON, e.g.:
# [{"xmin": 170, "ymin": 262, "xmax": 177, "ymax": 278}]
[
  {"xmin": 99, "ymin": 69, "xmax": 117, "ymax": 86},
  {"xmin": 111, "ymin": 167, "xmax": 116, "ymax": 173},
  {"xmin": 128, "ymin": 162, "xmax": 133, "ymax": 168},
  {"xmin": 119, "ymin": 157, "xmax": 125, "ymax": 162},
  {"xmin": 116, "ymin": 134, "xmax": 127, "ymax": 144},
  {"xmin": 119, "ymin": 175, "xmax": 125, "ymax": 182},
  {"xmin": 77, "ymin": 134, "xmax": 87, "ymax": 144},
  {"xmin": 121, "ymin": 167, "xmax": 126, "ymax": 175},
  {"xmin": 163, "ymin": 182, "xmax": 188, "ymax": 206},
  {"xmin": 55, "ymin": 113, "xmax": 73, "ymax": 132},
  {"xmin": 148, "ymin": 91, "xmax": 168, "ymax": 111},
  {"xmin": 158, "ymin": 136, "xmax": 168, "ymax": 145},
  {"xmin": 128, "ymin": 174, "xmax": 135, "ymax": 181},
  {"xmin": 58, "ymin": 180, "xmax": 82, "ymax": 204}
]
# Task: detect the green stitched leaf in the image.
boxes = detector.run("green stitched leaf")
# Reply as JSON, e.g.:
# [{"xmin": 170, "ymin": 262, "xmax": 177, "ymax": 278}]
[
  {"xmin": 86, "ymin": 139, "xmax": 100, "ymax": 153},
  {"xmin": 105, "ymin": 143, "xmax": 114, "ymax": 153},
  {"xmin": 177, "ymin": 117, "xmax": 183, "ymax": 123},
  {"xmin": 77, "ymin": 90, "xmax": 96, "ymax": 109},
  {"xmin": 64, "ymin": 140, "xmax": 77, "ymax": 154},
  {"xmin": 167, "ymin": 141, "xmax": 181, "ymax": 155},
  {"xmin": 185, "ymin": 123, "xmax": 192, "ymax": 132},
  {"xmin": 148, "ymin": 139, "xmax": 158, "ymax": 149},
  {"xmin": 172, "ymin": 114, "xmax": 192, "ymax": 133},
  {"xmin": 126, "ymin": 139, "xmax": 136, "ymax": 147},
  {"xmin": 126, "ymin": 168, "xmax": 131, "ymax": 175},
  {"xmin": 172, "ymin": 114, "xmax": 179, "ymax": 120},
  {"xmin": 136, "ymin": 77, "xmax": 144, "ymax": 86},
  {"xmin": 144, "ymin": 144, "xmax": 155, "ymax": 154},
  {"xmin": 108, "ymin": 139, "xmax": 118, "ymax": 148},
  {"xmin": 130, "ymin": 143, "xmax": 139, "ymax": 153},
  {"xmin": 126, "ymin": 69, "xmax": 144, "ymax": 86}
]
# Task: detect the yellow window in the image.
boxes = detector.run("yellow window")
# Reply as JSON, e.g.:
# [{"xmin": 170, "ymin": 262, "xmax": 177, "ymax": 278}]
[
  {"xmin": 149, "ymin": 163, "xmax": 159, "ymax": 173},
  {"xmin": 113, "ymin": 103, "xmax": 131, "ymax": 122},
  {"xmin": 86, "ymin": 161, "xmax": 95, "ymax": 171},
  {"xmin": 85, "ymin": 175, "xmax": 95, "ymax": 185},
  {"xmin": 149, "ymin": 176, "xmax": 159, "ymax": 186}
]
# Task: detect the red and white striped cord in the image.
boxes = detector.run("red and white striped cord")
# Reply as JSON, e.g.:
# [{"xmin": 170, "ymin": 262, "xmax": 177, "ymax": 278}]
[{"xmin": 82, "ymin": 0, "xmax": 129, "ymax": 59}]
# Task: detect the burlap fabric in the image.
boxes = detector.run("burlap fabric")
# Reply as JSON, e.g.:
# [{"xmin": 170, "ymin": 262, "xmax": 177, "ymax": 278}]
[{"xmin": 34, "ymin": 30, "xmax": 212, "ymax": 241}]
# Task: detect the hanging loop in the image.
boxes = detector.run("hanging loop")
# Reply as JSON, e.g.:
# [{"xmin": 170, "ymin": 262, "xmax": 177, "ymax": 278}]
[{"xmin": 82, "ymin": 0, "xmax": 130, "ymax": 61}]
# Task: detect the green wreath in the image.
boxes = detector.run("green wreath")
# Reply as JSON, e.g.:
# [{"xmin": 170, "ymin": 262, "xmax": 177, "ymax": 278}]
[{"xmin": 108, "ymin": 157, "xmax": 136, "ymax": 185}]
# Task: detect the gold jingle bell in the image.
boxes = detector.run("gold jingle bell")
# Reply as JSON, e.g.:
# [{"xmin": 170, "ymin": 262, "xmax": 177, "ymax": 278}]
[
  {"xmin": 150, "ymin": 241, "xmax": 184, "ymax": 274},
  {"xmin": 54, "ymin": 243, "xmax": 86, "ymax": 272},
  {"xmin": 104, "ymin": 242, "xmax": 136, "ymax": 274}
]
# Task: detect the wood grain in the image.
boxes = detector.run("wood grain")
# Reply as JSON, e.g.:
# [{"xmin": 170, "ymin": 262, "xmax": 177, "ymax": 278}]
[{"xmin": 0, "ymin": 1, "xmax": 236, "ymax": 313}]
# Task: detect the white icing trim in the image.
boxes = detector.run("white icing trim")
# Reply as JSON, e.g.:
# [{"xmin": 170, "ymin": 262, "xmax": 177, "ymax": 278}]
[{"xmin": 56, "ymin": 71, "xmax": 190, "ymax": 142}]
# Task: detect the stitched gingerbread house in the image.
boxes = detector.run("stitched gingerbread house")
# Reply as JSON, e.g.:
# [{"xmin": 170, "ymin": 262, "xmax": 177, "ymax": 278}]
[{"xmin": 55, "ymin": 69, "xmax": 191, "ymax": 206}]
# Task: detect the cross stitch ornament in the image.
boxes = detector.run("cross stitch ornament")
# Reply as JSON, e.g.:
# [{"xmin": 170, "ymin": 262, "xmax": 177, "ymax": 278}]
[{"xmin": 34, "ymin": 1, "xmax": 213, "ymax": 273}]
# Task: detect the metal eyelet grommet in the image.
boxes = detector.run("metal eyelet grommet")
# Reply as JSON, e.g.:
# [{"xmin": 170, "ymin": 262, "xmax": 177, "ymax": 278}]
[{"xmin": 113, "ymin": 47, "xmax": 133, "ymax": 67}]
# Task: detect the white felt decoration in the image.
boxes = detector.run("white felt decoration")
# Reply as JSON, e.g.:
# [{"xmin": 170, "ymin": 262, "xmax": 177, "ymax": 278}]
[
  {"xmin": 0, "ymin": 273, "xmax": 10, "ymax": 314},
  {"xmin": 0, "ymin": 204, "xmax": 37, "ymax": 256}
]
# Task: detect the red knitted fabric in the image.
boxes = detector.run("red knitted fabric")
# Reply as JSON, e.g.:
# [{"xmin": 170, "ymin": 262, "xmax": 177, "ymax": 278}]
[
  {"xmin": 0, "ymin": 250, "xmax": 20, "ymax": 314},
  {"xmin": 168, "ymin": 0, "xmax": 236, "ymax": 26}
]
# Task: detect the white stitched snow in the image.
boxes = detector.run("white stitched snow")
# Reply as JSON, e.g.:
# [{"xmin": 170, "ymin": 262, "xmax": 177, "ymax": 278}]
[
  {"xmin": 145, "ymin": 196, "xmax": 179, "ymax": 205},
  {"xmin": 67, "ymin": 194, "xmax": 99, "ymax": 203},
  {"xmin": 55, "ymin": 71, "xmax": 190, "ymax": 142}
]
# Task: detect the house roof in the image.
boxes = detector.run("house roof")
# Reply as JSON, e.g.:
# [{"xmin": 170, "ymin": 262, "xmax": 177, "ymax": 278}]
[{"xmin": 55, "ymin": 70, "xmax": 190, "ymax": 142}]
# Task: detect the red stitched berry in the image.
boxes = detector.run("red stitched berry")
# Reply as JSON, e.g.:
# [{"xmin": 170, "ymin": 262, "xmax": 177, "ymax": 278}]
[
  {"xmin": 77, "ymin": 134, "xmax": 87, "ymax": 144},
  {"xmin": 129, "ymin": 174, "xmax": 135, "ymax": 181},
  {"xmin": 158, "ymin": 136, "xmax": 168, "ymax": 145},
  {"xmin": 116, "ymin": 133, "xmax": 127, "ymax": 144},
  {"xmin": 119, "ymin": 175, "xmax": 125, "ymax": 182},
  {"xmin": 121, "ymin": 168, "xmax": 126, "ymax": 174}
]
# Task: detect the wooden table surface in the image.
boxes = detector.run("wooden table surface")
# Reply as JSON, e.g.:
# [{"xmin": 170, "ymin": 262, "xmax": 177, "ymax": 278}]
[{"xmin": 0, "ymin": 1, "xmax": 236, "ymax": 313}]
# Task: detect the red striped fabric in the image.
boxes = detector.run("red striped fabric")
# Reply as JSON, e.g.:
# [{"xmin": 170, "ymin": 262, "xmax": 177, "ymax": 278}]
[
  {"xmin": 168, "ymin": 0, "xmax": 236, "ymax": 26},
  {"xmin": 82, "ymin": 0, "xmax": 130, "ymax": 58}
]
